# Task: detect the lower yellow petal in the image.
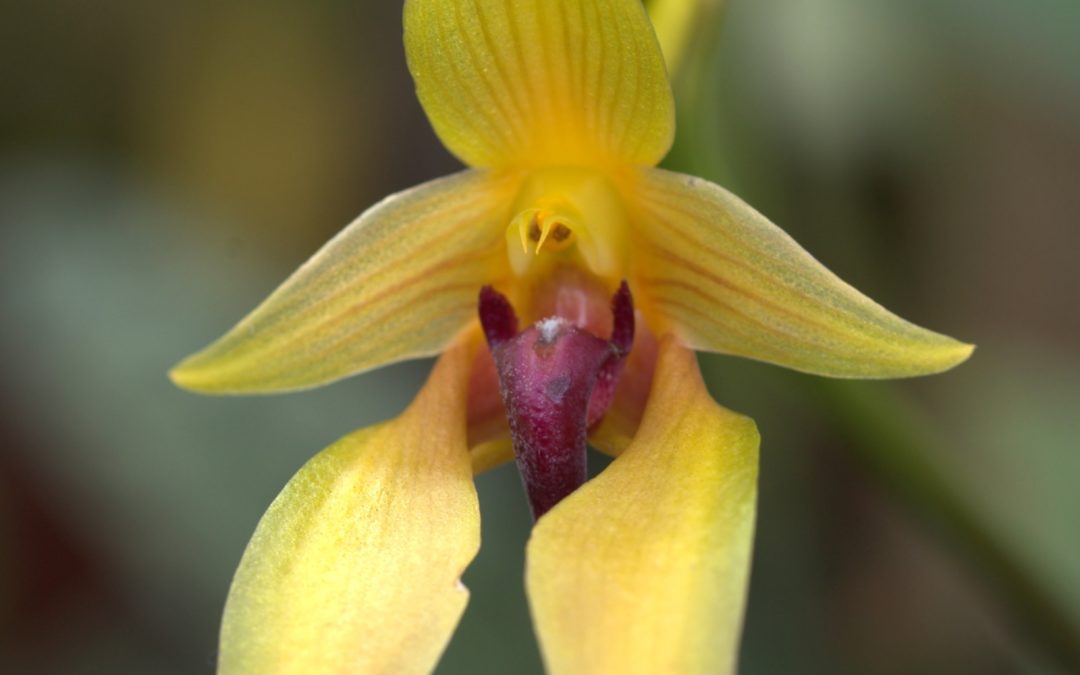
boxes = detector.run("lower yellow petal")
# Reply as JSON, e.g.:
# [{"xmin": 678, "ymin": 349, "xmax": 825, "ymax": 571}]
[
  {"xmin": 628, "ymin": 168, "xmax": 974, "ymax": 378},
  {"xmin": 527, "ymin": 336, "xmax": 759, "ymax": 675},
  {"xmin": 171, "ymin": 169, "xmax": 519, "ymax": 393},
  {"xmin": 219, "ymin": 340, "xmax": 480, "ymax": 675}
]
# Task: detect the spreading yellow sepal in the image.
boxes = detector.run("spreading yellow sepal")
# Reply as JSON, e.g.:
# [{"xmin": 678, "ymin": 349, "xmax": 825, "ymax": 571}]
[
  {"xmin": 527, "ymin": 336, "xmax": 758, "ymax": 675},
  {"xmin": 404, "ymin": 0, "xmax": 675, "ymax": 170},
  {"xmin": 171, "ymin": 169, "xmax": 520, "ymax": 393},
  {"xmin": 627, "ymin": 168, "xmax": 974, "ymax": 378},
  {"xmin": 218, "ymin": 340, "xmax": 480, "ymax": 675}
]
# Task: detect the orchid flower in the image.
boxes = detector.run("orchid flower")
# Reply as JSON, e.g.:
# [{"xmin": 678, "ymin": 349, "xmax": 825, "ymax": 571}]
[{"xmin": 171, "ymin": 1, "xmax": 972, "ymax": 673}]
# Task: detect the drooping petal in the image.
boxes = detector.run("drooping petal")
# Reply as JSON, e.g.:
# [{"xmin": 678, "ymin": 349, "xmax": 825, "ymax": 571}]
[
  {"xmin": 171, "ymin": 169, "xmax": 519, "ymax": 393},
  {"xmin": 527, "ymin": 336, "xmax": 758, "ymax": 675},
  {"xmin": 218, "ymin": 340, "xmax": 480, "ymax": 675},
  {"xmin": 403, "ymin": 0, "xmax": 675, "ymax": 169},
  {"xmin": 627, "ymin": 168, "xmax": 974, "ymax": 378}
]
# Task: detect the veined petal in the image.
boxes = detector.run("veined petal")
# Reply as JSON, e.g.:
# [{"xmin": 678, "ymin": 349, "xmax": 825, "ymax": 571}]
[
  {"xmin": 219, "ymin": 340, "xmax": 480, "ymax": 675},
  {"xmin": 527, "ymin": 336, "xmax": 758, "ymax": 675},
  {"xmin": 171, "ymin": 169, "xmax": 519, "ymax": 393},
  {"xmin": 403, "ymin": 0, "xmax": 675, "ymax": 169},
  {"xmin": 627, "ymin": 168, "xmax": 974, "ymax": 378}
]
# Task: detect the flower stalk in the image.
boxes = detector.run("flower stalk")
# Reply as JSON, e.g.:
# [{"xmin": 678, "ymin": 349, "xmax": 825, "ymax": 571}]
[{"xmin": 815, "ymin": 378, "xmax": 1080, "ymax": 671}]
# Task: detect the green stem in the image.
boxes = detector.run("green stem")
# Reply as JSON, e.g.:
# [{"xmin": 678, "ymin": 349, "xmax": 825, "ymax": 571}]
[
  {"xmin": 646, "ymin": 0, "xmax": 727, "ymax": 78},
  {"xmin": 812, "ymin": 379, "xmax": 1080, "ymax": 671}
]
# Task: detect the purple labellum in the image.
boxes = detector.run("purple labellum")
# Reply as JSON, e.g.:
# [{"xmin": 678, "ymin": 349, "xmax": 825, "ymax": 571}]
[
  {"xmin": 587, "ymin": 282, "xmax": 634, "ymax": 428},
  {"xmin": 478, "ymin": 282, "xmax": 634, "ymax": 520},
  {"xmin": 478, "ymin": 286, "xmax": 519, "ymax": 348}
]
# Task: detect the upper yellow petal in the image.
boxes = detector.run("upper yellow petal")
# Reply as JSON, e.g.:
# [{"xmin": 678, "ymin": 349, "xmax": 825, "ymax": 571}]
[
  {"xmin": 627, "ymin": 168, "xmax": 975, "ymax": 378},
  {"xmin": 527, "ymin": 336, "xmax": 759, "ymax": 675},
  {"xmin": 404, "ymin": 0, "xmax": 675, "ymax": 169},
  {"xmin": 171, "ymin": 169, "xmax": 520, "ymax": 393},
  {"xmin": 219, "ymin": 340, "xmax": 480, "ymax": 675}
]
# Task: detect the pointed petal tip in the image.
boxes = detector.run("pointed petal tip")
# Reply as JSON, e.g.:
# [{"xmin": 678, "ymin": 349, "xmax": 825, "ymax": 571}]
[
  {"xmin": 167, "ymin": 345, "xmax": 331, "ymax": 395},
  {"xmin": 867, "ymin": 334, "xmax": 976, "ymax": 379},
  {"xmin": 172, "ymin": 169, "xmax": 516, "ymax": 396},
  {"xmin": 167, "ymin": 353, "xmax": 212, "ymax": 393},
  {"xmin": 794, "ymin": 334, "xmax": 975, "ymax": 380},
  {"xmin": 631, "ymin": 168, "xmax": 978, "ymax": 381},
  {"xmin": 944, "ymin": 339, "xmax": 976, "ymax": 370},
  {"xmin": 167, "ymin": 363, "xmax": 190, "ymax": 390},
  {"xmin": 166, "ymin": 349, "xmax": 253, "ymax": 395}
]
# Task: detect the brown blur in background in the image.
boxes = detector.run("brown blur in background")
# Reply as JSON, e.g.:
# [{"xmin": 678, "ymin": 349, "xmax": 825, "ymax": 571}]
[{"xmin": 1, "ymin": 1, "xmax": 1078, "ymax": 673}]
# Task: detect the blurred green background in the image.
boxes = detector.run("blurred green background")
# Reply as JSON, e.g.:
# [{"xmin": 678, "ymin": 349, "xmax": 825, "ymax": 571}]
[{"xmin": 1, "ymin": 0, "xmax": 1077, "ymax": 673}]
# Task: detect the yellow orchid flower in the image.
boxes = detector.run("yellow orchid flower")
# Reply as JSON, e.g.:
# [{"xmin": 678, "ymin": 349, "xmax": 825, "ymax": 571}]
[{"xmin": 171, "ymin": 1, "xmax": 973, "ymax": 673}]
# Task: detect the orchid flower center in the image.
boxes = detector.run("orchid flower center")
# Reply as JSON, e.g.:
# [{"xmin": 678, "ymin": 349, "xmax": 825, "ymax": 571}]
[
  {"xmin": 505, "ymin": 168, "xmax": 628, "ymax": 281},
  {"xmin": 478, "ymin": 282, "xmax": 634, "ymax": 519}
]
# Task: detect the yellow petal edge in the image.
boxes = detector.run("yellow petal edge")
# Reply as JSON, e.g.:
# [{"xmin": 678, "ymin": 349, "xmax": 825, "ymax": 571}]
[
  {"xmin": 404, "ymin": 0, "xmax": 675, "ymax": 169},
  {"xmin": 171, "ymin": 169, "xmax": 518, "ymax": 394},
  {"xmin": 629, "ymin": 168, "xmax": 974, "ymax": 378},
  {"xmin": 527, "ymin": 336, "xmax": 759, "ymax": 675},
  {"xmin": 218, "ymin": 340, "xmax": 481, "ymax": 675}
]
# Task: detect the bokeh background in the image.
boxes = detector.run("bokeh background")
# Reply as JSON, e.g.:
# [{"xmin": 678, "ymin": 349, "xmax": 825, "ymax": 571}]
[{"xmin": 1, "ymin": 0, "xmax": 1078, "ymax": 672}]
